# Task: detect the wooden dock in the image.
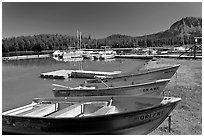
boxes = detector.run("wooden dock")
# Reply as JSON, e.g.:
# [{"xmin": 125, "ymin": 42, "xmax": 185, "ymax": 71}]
[
  {"xmin": 154, "ymin": 54, "xmax": 202, "ymax": 59},
  {"xmin": 40, "ymin": 70, "xmax": 72, "ymax": 79},
  {"xmin": 40, "ymin": 70, "xmax": 122, "ymax": 79},
  {"xmin": 115, "ymin": 54, "xmax": 202, "ymax": 60},
  {"xmin": 2, "ymin": 54, "xmax": 50, "ymax": 61},
  {"xmin": 115, "ymin": 54, "xmax": 154, "ymax": 59}
]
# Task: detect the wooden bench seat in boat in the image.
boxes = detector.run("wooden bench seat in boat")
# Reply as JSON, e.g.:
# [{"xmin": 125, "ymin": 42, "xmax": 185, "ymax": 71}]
[
  {"xmin": 47, "ymin": 103, "xmax": 82, "ymax": 118},
  {"xmin": 16, "ymin": 104, "xmax": 57, "ymax": 117},
  {"xmin": 14, "ymin": 104, "xmax": 56, "ymax": 117},
  {"xmin": 2, "ymin": 103, "xmax": 37, "ymax": 116},
  {"xmin": 84, "ymin": 106, "xmax": 116, "ymax": 116}
]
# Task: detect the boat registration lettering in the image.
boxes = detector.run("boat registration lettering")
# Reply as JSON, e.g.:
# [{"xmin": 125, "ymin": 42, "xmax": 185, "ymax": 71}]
[
  {"xmin": 60, "ymin": 91, "xmax": 68, "ymax": 94},
  {"xmin": 143, "ymin": 86, "xmax": 159, "ymax": 92},
  {"xmin": 139, "ymin": 110, "xmax": 165, "ymax": 120}
]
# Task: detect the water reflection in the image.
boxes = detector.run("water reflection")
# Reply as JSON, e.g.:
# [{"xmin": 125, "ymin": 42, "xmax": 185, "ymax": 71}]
[
  {"xmin": 2, "ymin": 57, "xmax": 148, "ymax": 111},
  {"xmin": 2, "ymin": 57, "xmax": 58, "ymax": 66}
]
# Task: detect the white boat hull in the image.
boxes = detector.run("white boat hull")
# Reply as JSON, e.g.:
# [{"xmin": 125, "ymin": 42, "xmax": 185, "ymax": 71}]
[
  {"xmin": 52, "ymin": 79, "xmax": 170, "ymax": 97},
  {"xmin": 104, "ymin": 64, "xmax": 180, "ymax": 83},
  {"xmin": 2, "ymin": 95, "xmax": 181, "ymax": 135}
]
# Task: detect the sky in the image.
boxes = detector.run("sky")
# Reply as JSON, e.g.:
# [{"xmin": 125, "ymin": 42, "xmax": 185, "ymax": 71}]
[{"xmin": 2, "ymin": 2, "xmax": 202, "ymax": 39}]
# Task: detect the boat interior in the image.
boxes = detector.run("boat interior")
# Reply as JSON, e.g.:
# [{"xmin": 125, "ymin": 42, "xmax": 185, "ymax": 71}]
[
  {"xmin": 99, "ymin": 64, "xmax": 180, "ymax": 82},
  {"xmin": 124, "ymin": 64, "xmax": 180, "ymax": 75},
  {"xmin": 2, "ymin": 96, "xmax": 178, "ymax": 118},
  {"xmin": 3, "ymin": 101, "xmax": 118, "ymax": 118},
  {"xmin": 65, "ymin": 78, "xmax": 168, "ymax": 90}
]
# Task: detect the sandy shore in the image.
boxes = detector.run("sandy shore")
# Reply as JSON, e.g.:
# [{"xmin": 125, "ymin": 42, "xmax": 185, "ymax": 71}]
[{"xmin": 143, "ymin": 58, "xmax": 202, "ymax": 135}]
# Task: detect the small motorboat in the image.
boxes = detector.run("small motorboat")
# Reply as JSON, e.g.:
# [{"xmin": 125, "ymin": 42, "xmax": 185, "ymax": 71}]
[
  {"xmin": 2, "ymin": 95, "xmax": 181, "ymax": 135},
  {"xmin": 52, "ymin": 79, "xmax": 170, "ymax": 97},
  {"xmin": 100, "ymin": 50, "xmax": 116, "ymax": 60}
]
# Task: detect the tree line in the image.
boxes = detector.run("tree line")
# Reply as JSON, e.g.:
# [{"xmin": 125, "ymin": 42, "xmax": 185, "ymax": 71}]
[{"xmin": 2, "ymin": 33, "xmax": 200, "ymax": 53}]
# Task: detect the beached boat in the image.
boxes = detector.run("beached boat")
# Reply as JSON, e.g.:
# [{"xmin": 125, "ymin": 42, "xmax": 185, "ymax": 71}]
[
  {"xmin": 2, "ymin": 95, "xmax": 181, "ymax": 135},
  {"xmin": 52, "ymin": 79, "xmax": 170, "ymax": 97},
  {"xmin": 89, "ymin": 64, "xmax": 180, "ymax": 84}
]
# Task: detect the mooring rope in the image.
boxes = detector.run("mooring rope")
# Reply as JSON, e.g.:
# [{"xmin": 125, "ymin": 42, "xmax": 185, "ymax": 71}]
[{"xmin": 175, "ymin": 71, "xmax": 178, "ymax": 90}]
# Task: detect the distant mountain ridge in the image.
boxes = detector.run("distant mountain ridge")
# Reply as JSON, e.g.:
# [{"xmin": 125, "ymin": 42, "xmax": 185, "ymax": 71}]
[
  {"xmin": 170, "ymin": 17, "xmax": 202, "ymax": 33},
  {"xmin": 107, "ymin": 17, "xmax": 202, "ymax": 40}
]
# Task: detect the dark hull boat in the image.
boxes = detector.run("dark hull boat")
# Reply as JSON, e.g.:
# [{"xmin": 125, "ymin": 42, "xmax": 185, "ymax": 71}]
[
  {"xmin": 2, "ymin": 95, "xmax": 181, "ymax": 135},
  {"xmin": 52, "ymin": 79, "xmax": 170, "ymax": 97}
]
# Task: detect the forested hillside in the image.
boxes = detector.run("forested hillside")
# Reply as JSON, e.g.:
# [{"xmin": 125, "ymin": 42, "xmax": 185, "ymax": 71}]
[{"xmin": 2, "ymin": 17, "xmax": 202, "ymax": 53}]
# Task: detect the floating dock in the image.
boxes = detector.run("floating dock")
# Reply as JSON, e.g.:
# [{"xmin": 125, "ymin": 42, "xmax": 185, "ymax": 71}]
[
  {"xmin": 2, "ymin": 54, "xmax": 50, "ymax": 61},
  {"xmin": 154, "ymin": 54, "xmax": 202, "ymax": 59},
  {"xmin": 40, "ymin": 70, "xmax": 122, "ymax": 79},
  {"xmin": 115, "ymin": 54, "xmax": 154, "ymax": 60},
  {"xmin": 40, "ymin": 70, "xmax": 72, "ymax": 79},
  {"xmin": 115, "ymin": 54, "xmax": 202, "ymax": 60}
]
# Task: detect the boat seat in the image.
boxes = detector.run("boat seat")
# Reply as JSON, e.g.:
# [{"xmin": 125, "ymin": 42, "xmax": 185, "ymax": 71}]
[
  {"xmin": 47, "ymin": 103, "xmax": 82, "ymax": 118},
  {"xmin": 17, "ymin": 104, "xmax": 57, "ymax": 117},
  {"xmin": 3, "ymin": 103, "xmax": 37, "ymax": 116},
  {"xmin": 85, "ymin": 106, "xmax": 116, "ymax": 116}
]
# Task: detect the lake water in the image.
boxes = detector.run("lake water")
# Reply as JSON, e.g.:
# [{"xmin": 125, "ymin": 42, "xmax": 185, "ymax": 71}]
[{"xmin": 2, "ymin": 57, "xmax": 148, "ymax": 112}]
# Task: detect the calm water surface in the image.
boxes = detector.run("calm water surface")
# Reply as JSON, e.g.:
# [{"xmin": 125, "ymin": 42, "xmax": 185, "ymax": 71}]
[{"xmin": 2, "ymin": 57, "xmax": 148, "ymax": 112}]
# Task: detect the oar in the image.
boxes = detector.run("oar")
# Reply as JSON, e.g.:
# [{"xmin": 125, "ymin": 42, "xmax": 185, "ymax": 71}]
[{"xmin": 52, "ymin": 84, "xmax": 72, "ymax": 89}]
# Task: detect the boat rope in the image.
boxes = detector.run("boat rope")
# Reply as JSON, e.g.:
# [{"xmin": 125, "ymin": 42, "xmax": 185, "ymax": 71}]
[
  {"xmin": 95, "ymin": 77, "xmax": 110, "ymax": 88},
  {"xmin": 101, "ymin": 80, "xmax": 110, "ymax": 88},
  {"xmin": 175, "ymin": 71, "xmax": 178, "ymax": 90}
]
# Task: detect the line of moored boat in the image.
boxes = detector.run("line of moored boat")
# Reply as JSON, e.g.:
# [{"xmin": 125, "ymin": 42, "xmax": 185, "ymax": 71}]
[{"xmin": 53, "ymin": 46, "xmax": 117, "ymax": 61}]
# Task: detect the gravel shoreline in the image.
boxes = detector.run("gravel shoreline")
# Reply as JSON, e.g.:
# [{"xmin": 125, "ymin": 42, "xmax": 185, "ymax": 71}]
[{"xmin": 144, "ymin": 58, "xmax": 202, "ymax": 135}]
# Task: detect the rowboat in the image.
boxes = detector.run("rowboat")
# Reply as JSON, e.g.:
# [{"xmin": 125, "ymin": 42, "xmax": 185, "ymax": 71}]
[
  {"xmin": 90, "ymin": 64, "xmax": 180, "ymax": 83},
  {"xmin": 52, "ymin": 79, "xmax": 170, "ymax": 97},
  {"xmin": 2, "ymin": 95, "xmax": 181, "ymax": 135}
]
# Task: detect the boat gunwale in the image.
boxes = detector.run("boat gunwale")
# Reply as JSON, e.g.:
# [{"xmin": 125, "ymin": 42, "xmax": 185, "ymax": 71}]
[
  {"xmin": 2, "ymin": 98, "xmax": 181, "ymax": 120},
  {"xmin": 105, "ymin": 64, "xmax": 180, "ymax": 80},
  {"xmin": 52, "ymin": 78, "xmax": 170, "ymax": 92}
]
